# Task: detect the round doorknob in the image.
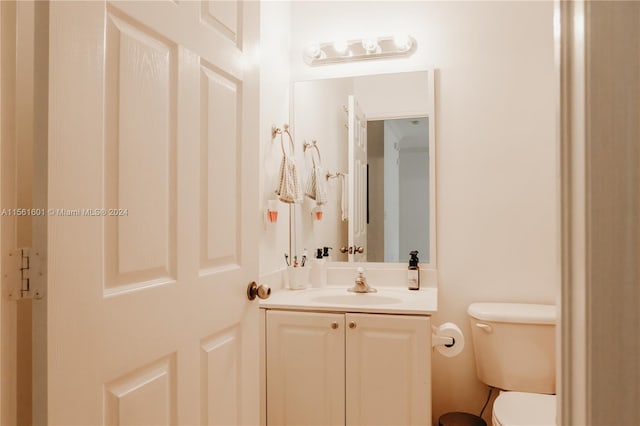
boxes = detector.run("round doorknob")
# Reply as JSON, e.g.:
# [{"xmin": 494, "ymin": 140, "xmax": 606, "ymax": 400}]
[
  {"xmin": 340, "ymin": 246, "xmax": 349, "ymax": 254},
  {"xmin": 349, "ymin": 321, "xmax": 357, "ymax": 329},
  {"xmin": 247, "ymin": 281, "xmax": 271, "ymax": 301},
  {"xmin": 354, "ymin": 246, "xmax": 364, "ymax": 254},
  {"xmin": 331, "ymin": 322, "xmax": 339, "ymax": 329}
]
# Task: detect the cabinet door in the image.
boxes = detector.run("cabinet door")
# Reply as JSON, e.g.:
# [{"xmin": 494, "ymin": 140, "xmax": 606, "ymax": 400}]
[
  {"xmin": 346, "ymin": 314, "xmax": 431, "ymax": 426},
  {"xmin": 266, "ymin": 311, "xmax": 345, "ymax": 426}
]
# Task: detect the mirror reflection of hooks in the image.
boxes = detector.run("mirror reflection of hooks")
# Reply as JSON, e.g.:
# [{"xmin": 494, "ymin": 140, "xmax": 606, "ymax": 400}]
[{"xmin": 303, "ymin": 140, "xmax": 322, "ymax": 164}]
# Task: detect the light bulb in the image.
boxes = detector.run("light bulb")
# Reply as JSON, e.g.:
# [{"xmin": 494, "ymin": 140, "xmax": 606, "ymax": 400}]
[
  {"xmin": 305, "ymin": 42, "xmax": 322, "ymax": 59},
  {"xmin": 393, "ymin": 33, "xmax": 412, "ymax": 51},
  {"xmin": 333, "ymin": 39, "xmax": 348, "ymax": 55},
  {"xmin": 361, "ymin": 37, "xmax": 379, "ymax": 53}
]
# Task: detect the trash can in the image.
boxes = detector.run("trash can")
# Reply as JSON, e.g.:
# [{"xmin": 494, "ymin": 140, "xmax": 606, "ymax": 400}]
[{"xmin": 438, "ymin": 412, "xmax": 487, "ymax": 426}]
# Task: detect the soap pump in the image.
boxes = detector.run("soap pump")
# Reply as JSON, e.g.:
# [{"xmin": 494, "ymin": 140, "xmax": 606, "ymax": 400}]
[
  {"xmin": 322, "ymin": 246, "xmax": 332, "ymax": 260},
  {"xmin": 408, "ymin": 250, "xmax": 420, "ymax": 290},
  {"xmin": 309, "ymin": 248, "xmax": 327, "ymax": 288}
]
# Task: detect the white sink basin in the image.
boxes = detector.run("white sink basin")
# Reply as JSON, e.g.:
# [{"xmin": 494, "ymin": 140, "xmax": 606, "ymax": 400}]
[
  {"xmin": 310, "ymin": 294, "xmax": 402, "ymax": 306},
  {"xmin": 260, "ymin": 287, "xmax": 438, "ymax": 315}
]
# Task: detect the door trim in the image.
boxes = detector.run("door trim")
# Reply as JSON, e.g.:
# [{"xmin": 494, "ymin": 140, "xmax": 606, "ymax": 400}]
[{"xmin": 558, "ymin": 1, "xmax": 587, "ymax": 424}]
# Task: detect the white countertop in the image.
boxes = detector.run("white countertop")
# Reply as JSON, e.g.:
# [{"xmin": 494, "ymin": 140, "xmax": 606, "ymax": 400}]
[{"xmin": 259, "ymin": 286, "xmax": 438, "ymax": 315}]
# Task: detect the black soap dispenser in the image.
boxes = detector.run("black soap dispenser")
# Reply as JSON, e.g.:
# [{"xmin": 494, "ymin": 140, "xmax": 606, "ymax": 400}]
[
  {"xmin": 322, "ymin": 246, "xmax": 332, "ymax": 261},
  {"xmin": 408, "ymin": 251, "xmax": 420, "ymax": 290}
]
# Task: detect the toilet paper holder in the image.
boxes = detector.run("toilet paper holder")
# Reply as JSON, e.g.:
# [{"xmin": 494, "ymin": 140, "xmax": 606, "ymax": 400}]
[
  {"xmin": 432, "ymin": 333, "xmax": 455, "ymax": 348},
  {"xmin": 431, "ymin": 322, "xmax": 465, "ymax": 357}
]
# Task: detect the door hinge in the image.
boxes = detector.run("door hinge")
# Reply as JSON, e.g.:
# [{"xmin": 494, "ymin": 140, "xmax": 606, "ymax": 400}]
[{"xmin": 6, "ymin": 248, "xmax": 44, "ymax": 301}]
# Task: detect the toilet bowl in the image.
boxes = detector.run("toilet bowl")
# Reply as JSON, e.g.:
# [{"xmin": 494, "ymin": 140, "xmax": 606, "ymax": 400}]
[
  {"xmin": 492, "ymin": 391, "xmax": 555, "ymax": 426},
  {"xmin": 467, "ymin": 303, "xmax": 556, "ymax": 426}
]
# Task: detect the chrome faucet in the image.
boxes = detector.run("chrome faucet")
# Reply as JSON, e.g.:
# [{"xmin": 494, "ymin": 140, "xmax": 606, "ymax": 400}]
[{"xmin": 348, "ymin": 267, "xmax": 377, "ymax": 293}]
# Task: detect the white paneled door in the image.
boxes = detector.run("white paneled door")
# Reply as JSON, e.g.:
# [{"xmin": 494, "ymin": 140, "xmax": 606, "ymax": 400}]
[
  {"xmin": 348, "ymin": 95, "xmax": 367, "ymax": 261},
  {"xmin": 47, "ymin": 1, "xmax": 259, "ymax": 425}
]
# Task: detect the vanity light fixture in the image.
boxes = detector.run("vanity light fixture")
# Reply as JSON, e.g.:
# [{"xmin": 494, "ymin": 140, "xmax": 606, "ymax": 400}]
[{"xmin": 303, "ymin": 34, "xmax": 417, "ymax": 66}]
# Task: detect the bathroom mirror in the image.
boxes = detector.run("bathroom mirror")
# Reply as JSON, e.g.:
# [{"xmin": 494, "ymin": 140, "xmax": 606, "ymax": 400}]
[{"xmin": 292, "ymin": 70, "xmax": 436, "ymax": 266}]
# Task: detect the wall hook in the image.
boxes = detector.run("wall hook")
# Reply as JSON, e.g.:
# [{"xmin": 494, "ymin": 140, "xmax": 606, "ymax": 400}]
[{"xmin": 271, "ymin": 123, "xmax": 290, "ymax": 139}]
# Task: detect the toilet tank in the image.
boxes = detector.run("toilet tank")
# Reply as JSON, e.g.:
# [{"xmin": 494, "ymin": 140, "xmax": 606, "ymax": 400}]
[{"xmin": 468, "ymin": 303, "xmax": 556, "ymax": 394}]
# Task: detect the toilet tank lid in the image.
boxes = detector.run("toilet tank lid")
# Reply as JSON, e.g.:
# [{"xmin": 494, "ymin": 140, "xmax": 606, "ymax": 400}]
[{"xmin": 468, "ymin": 303, "xmax": 556, "ymax": 324}]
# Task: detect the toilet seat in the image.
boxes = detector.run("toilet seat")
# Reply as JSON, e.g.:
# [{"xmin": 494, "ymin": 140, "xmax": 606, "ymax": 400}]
[{"xmin": 492, "ymin": 391, "xmax": 556, "ymax": 426}]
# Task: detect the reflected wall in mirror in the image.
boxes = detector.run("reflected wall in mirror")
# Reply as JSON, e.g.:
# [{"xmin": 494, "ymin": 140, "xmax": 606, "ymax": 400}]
[
  {"xmin": 292, "ymin": 71, "xmax": 436, "ymax": 266},
  {"xmin": 367, "ymin": 117, "xmax": 429, "ymax": 263}
]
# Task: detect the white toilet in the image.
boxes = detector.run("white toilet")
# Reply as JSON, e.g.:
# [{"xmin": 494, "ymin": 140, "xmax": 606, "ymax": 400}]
[{"xmin": 467, "ymin": 303, "xmax": 556, "ymax": 426}]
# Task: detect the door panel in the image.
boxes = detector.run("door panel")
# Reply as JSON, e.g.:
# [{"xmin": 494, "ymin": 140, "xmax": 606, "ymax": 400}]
[
  {"xmin": 104, "ymin": 355, "xmax": 177, "ymax": 426},
  {"xmin": 200, "ymin": 64, "xmax": 241, "ymax": 270},
  {"xmin": 266, "ymin": 310, "xmax": 345, "ymax": 426},
  {"xmin": 104, "ymin": 8, "xmax": 178, "ymax": 291},
  {"xmin": 200, "ymin": 0, "xmax": 240, "ymax": 44},
  {"xmin": 47, "ymin": 1, "xmax": 259, "ymax": 424},
  {"xmin": 200, "ymin": 325, "xmax": 241, "ymax": 426},
  {"xmin": 348, "ymin": 95, "xmax": 367, "ymax": 260},
  {"xmin": 346, "ymin": 313, "xmax": 431, "ymax": 426}
]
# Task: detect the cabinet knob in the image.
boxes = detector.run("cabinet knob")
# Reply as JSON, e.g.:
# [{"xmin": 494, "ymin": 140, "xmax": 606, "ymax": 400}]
[
  {"xmin": 349, "ymin": 321, "xmax": 357, "ymax": 329},
  {"xmin": 331, "ymin": 322, "xmax": 339, "ymax": 329}
]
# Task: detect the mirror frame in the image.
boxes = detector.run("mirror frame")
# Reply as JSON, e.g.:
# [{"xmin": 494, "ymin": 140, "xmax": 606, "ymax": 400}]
[{"xmin": 289, "ymin": 69, "xmax": 437, "ymax": 270}]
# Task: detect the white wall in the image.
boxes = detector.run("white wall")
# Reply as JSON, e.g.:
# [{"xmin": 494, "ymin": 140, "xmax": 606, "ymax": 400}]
[
  {"xmin": 289, "ymin": 1, "xmax": 556, "ymax": 423},
  {"xmin": 259, "ymin": 1, "xmax": 292, "ymax": 279}
]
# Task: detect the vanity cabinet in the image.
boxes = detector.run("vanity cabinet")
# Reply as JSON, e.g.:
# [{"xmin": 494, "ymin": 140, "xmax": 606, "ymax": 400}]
[
  {"xmin": 266, "ymin": 311, "xmax": 345, "ymax": 426},
  {"xmin": 266, "ymin": 310, "xmax": 431, "ymax": 426}
]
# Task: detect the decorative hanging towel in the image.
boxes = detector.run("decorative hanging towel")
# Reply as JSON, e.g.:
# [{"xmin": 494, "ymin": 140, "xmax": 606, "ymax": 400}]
[
  {"xmin": 275, "ymin": 129, "xmax": 303, "ymax": 203},
  {"xmin": 304, "ymin": 141, "xmax": 328, "ymax": 205}
]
